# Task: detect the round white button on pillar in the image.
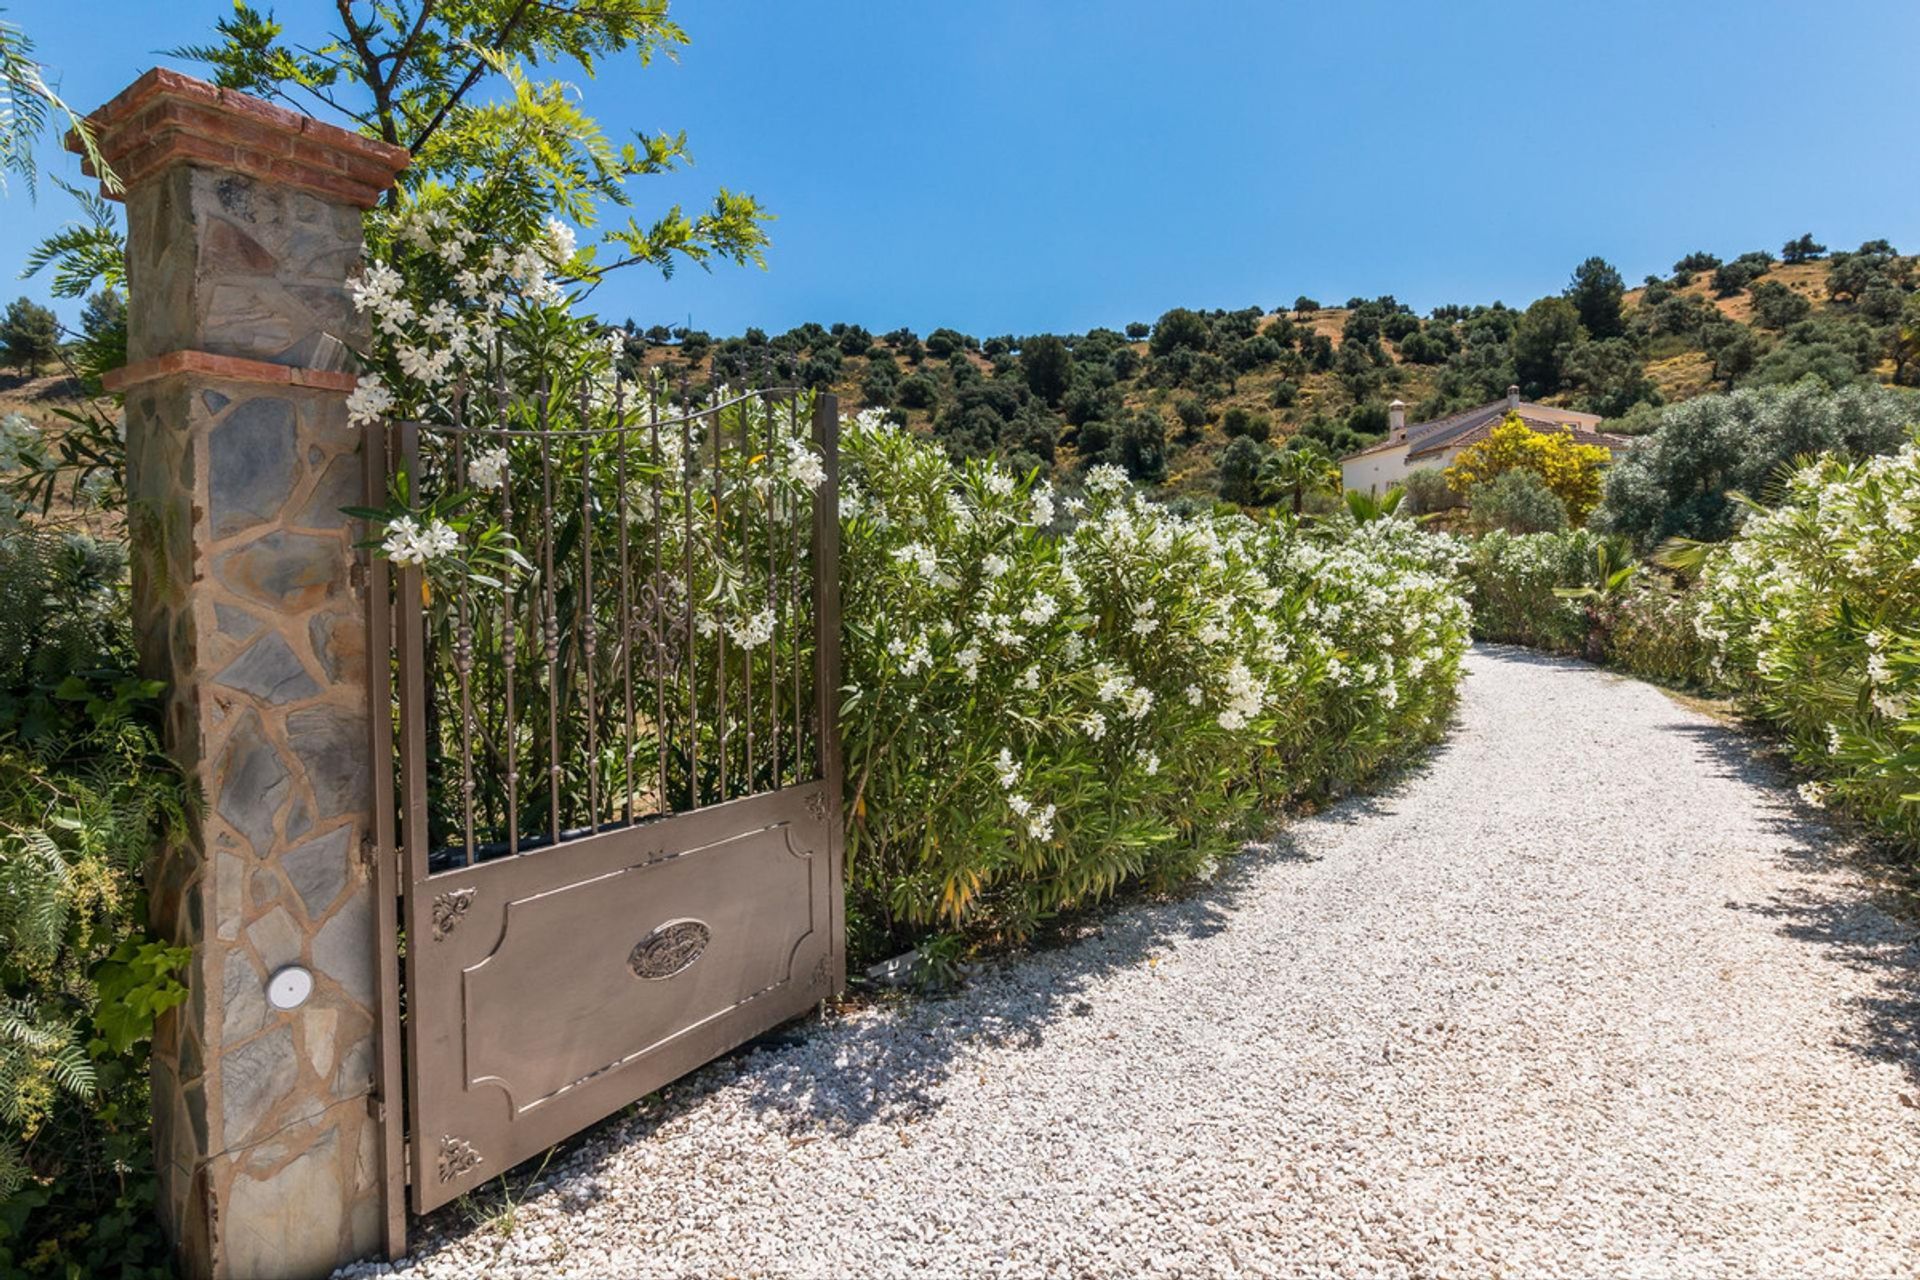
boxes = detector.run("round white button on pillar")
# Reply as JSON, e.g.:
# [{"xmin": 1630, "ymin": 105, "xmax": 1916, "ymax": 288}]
[{"xmin": 266, "ymin": 965, "xmax": 315, "ymax": 1011}]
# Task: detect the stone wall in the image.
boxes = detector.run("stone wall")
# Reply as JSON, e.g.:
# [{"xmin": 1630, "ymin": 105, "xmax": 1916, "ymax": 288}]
[{"xmin": 77, "ymin": 70, "xmax": 408, "ymax": 1279}]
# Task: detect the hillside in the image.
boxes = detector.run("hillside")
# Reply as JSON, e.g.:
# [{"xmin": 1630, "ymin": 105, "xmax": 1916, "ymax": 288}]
[
  {"xmin": 5, "ymin": 240, "xmax": 1912, "ymax": 510},
  {"xmin": 624, "ymin": 238, "xmax": 1917, "ymax": 503}
]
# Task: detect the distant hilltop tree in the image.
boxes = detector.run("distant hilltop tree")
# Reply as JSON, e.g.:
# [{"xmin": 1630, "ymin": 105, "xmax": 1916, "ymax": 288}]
[
  {"xmin": 1149, "ymin": 308, "xmax": 1210, "ymax": 358},
  {"xmin": 1782, "ymin": 233, "xmax": 1827, "ymax": 264},
  {"xmin": 1566, "ymin": 257, "xmax": 1626, "ymax": 340}
]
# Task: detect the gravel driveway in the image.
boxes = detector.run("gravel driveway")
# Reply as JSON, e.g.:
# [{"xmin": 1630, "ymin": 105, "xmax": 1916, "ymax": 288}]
[{"xmin": 364, "ymin": 646, "xmax": 1920, "ymax": 1279}]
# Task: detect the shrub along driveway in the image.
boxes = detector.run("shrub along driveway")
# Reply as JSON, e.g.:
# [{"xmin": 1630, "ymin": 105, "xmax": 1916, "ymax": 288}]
[{"xmin": 380, "ymin": 646, "xmax": 1919, "ymax": 1279}]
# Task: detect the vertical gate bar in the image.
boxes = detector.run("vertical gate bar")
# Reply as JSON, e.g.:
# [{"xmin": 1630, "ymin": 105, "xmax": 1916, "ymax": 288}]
[
  {"xmin": 578, "ymin": 378, "xmax": 600, "ymax": 832},
  {"xmin": 811, "ymin": 390, "xmax": 847, "ymax": 994},
  {"xmin": 395, "ymin": 420, "xmax": 432, "ymax": 884},
  {"xmin": 788, "ymin": 394, "xmax": 803, "ymax": 783},
  {"xmin": 393, "ymin": 420, "xmax": 436, "ymax": 1213},
  {"xmin": 615, "ymin": 376, "xmax": 635, "ymax": 827},
  {"xmin": 650, "ymin": 386, "xmax": 668, "ymax": 816},
  {"xmin": 765, "ymin": 391, "xmax": 781, "ymax": 789},
  {"xmin": 451, "ymin": 428, "xmax": 476, "ymax": 866},
  {"xmin": 811, "ymin": 393, "xmax": 842, "ymax": 786},
  {"xmin": 711, "ymin": 390, "xmax": 728, "ymax": 802},
  {"xmin": 741, "ymin": 396, "xmax": 755, "ymax": 791},
  {"xmin": 361, "ymin": 420, "xmax": 407, "ymax": 1259},
  {"xmin": 680, "ymin": 376, "xmax": 698, "ymax": 808},
  {"xmin": 494, "ymin": 373, "xmax": 520, "ymax": 855},
  {"xmin": 539, "ymin": 388, "xmax": 562, "ymax": 843}
]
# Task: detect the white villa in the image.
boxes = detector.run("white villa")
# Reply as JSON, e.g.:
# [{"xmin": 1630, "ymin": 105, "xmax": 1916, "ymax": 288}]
[{"xmin": 1340, "ymin": 385, "xmax": 1632, "ymax": 495}]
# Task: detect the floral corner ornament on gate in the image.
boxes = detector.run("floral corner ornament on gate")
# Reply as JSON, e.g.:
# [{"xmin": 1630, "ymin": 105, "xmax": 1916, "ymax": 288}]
[
  {"xmin": 436, "ymin": 1136, "xmax": 483, "ymax": 1184},
  {"xmin": 431, "ymin": 888, "xmax": 477, "ymax": 941}
]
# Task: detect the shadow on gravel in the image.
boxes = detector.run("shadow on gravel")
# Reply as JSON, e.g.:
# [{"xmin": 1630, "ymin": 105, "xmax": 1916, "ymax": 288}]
[
  {"xmin": 705, "ymin": 829, "xmax": 1315, "ymax": 1135},
  {"xmin": 1662, "ymin": 715, "xmax": 1920, "ymax": 1090},
  {"xmin": 412, "ymin": 736, "xmax": 1455, "ymax": 1245},
  {"xmin": 1470, "ymin": 642, "xmax": 1597, "ymax": 672}
]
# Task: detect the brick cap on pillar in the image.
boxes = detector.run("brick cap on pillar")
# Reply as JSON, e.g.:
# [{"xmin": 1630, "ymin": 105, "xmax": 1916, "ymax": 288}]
[
  {"xmin": 66, "ymin": 67, "xmax": 409, "ymax": 209},
  {"xmin": 102, "ymin": 348, "xmax": 362, "ymax": 394}
]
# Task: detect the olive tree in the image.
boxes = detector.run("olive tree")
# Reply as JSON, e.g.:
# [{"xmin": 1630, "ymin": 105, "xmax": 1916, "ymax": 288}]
[{"xmin": 1597, "ymin": 380, "xmax": 1917, "ymax": 546}]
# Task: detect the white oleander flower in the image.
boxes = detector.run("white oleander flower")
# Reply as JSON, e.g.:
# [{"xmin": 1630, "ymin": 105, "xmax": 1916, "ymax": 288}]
[
  {"xmin": 349, "ymin": 260, "xmax": 404, "ymax": 315},
  {"xmin": 994, "ymin": 747, "xmax": 1020, "ymax": 789},
  {"xmin": 466, "ymin": 446, "xmax": 510, "ymax": 491},
  {"xmin": 1026, "ymin": 803, "xmax": 1057, "ymax": 841},
  {"xmin": 783, "ymin": 438, "xmax": 827, "ymax": 491},
  {"xmin": 892, "ymin": 541, "xmax": 939, "ymax": 579},
  {"xmin": 382, "ymin": 515, "xmax": 461, "ymax": 567},
  {"xmin": 395, "ymin": 343, "xmax": 453, "ymax": 387},
  {"xmin": 725, "ymin": 608, "xmax": 777, "ymax": 649},
  {"xmin": 345, "ymin": 374, "xmax": 396, "ymax": 427},
  {"xmin": 1029, "ymin": 483, "xmax": 1055, "ymax": 526},
  {"xmin": 1020, "ymin": 593, "xmax": 1058, "ymax": 626},
  {"xmin": 420, "ymin": 299, "xmax": 459, "ymax": 336},
  {"xmin": 1216, "ymin": 660, "xmax": 1264, "ymax": 730}
]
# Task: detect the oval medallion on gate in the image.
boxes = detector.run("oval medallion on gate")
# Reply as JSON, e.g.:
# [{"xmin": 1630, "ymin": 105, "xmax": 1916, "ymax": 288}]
[{"xmin": 627, "ymin": 919, "xmax": 712, "ymax": 980}]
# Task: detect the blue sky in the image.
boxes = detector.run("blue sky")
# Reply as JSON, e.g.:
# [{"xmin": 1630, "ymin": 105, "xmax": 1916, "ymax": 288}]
[{"xmin": 6, "ymin": 0, "xmax": 1920, "ymax": 336}]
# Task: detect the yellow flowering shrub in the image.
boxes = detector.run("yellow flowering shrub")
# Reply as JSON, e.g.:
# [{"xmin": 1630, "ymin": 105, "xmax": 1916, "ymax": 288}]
[{"xmin": 1445, "ymin": 413, "xmax": 1612, "ymax": 524}]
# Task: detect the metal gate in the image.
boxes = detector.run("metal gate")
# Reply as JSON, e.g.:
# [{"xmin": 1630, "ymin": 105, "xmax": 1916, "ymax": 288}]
[{"xmin": 364, "ymin": 384, "xmax": 844, "ymax": 1215}]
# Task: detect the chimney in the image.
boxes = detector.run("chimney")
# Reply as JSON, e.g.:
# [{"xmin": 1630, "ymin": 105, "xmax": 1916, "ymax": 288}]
[
  {"xmin": 1388, "ymin": 399, "xmax": 1406, "ymax": 432},
  {"xmin": 1506, "ymin": 384, "xmax": 1521, "ymax": 409}
]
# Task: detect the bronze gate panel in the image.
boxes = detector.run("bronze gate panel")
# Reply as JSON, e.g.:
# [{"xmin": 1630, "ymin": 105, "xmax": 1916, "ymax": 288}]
[
  {"xmin": 369, "ymin": 387, "xmax": 844, "ymax": 1215},
  {"xmin": 409, "ymin": 785, "xmax": 836, "ymax": 1207}
]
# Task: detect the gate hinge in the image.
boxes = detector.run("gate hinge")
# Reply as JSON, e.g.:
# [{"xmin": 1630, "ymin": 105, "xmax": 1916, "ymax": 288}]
[
  {"xmin": 360, "ymin": 835, "xmax": 400, "ymax": 894},
  {"xmin": 349, "ymin": 558, "xmax": 369, "ymax": 595},
  {"xmin": 367, "ymin": 1091, "xmax": 386, "ymax": 1123}
]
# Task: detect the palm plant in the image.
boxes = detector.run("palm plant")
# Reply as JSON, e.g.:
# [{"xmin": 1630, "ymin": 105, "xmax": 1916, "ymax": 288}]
[
  {"xmin": 1343, "ymin": 485, "xmax": 1405, "ymax": 523},
  {"xmin": 1257, "ymin": 445, "xmax": 1341, "ymax": 516},
  {"xmin": 1553, "ymin": 535, "xmax": 1638, "ymax": 660}
]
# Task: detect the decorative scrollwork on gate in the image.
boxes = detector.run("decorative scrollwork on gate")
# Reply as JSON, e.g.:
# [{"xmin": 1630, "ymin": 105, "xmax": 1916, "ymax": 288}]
[
  {"xmin": 627, "ymin": 919, "xmax": 712, "ymax": 980},
  {"xmin": 431, "ymin": 888, "xmax": 476, "ymax": 941},
  {"xmin": 633, "ymin": 570, "xmax": 689, "ymax": 685},
  {"xmin": 437, "ymin": 1135, "xmax": 482, "ymax": 1183},
  {"xmin": 805, "ymin": 790, "xmax": 828, "ymax": 824}
]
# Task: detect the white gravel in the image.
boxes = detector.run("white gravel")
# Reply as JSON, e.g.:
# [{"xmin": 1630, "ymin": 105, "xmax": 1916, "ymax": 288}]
[{"xmin": 361, "ymin": 646, "xmax": 1920, "ymax": 1279}]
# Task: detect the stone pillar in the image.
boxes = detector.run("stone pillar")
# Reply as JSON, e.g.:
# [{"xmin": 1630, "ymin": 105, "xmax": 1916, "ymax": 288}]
[{"xmin": 72, "ymin": 71, "xmax": 409, "ymax": 1279}]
